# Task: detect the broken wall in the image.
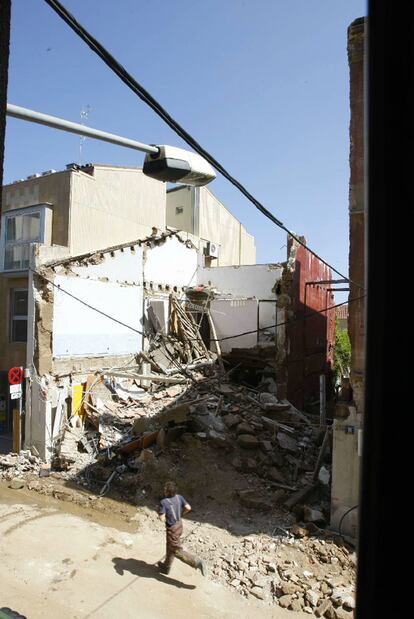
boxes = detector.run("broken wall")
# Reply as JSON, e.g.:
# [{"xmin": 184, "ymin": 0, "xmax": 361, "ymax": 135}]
[
  {"xmin": 199, "ymin": 263, "xmax": 282, "ymax": 350},
  {"xmin": 142, "ymin": 233, "xmax": 201, "ymax": 339},
  {"xmin": 277, "ymin": 237, "xmax": 335, "ymax": 408},
  {"xmin": 38, "ymin": 245, "xmax": 144, "ymax": 369}
]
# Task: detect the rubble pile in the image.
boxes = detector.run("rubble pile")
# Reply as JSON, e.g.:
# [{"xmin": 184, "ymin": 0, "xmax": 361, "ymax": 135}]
[
  {"xmin": 51, "ymin": 360, "xmax": 333, "ymax": 520},
  {"xmin": 0, "ymin": 293, "xmax": 353, "ymax": 613},
  {"xmin": 0, "ymin": 450, "xmax": 42, "ymax": 481},
  {"xmin": 185, "ymin": 528, "xmax": 356, "ymax": 615}
]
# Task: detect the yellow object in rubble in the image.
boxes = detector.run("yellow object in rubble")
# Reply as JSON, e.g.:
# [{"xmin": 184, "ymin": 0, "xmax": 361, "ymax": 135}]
[{"xmin": 72, "ymin": 383, "xmax": 85, "ymax": 419}]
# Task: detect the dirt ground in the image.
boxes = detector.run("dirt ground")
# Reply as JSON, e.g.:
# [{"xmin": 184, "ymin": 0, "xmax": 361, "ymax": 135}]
[{"xmin": 0, "ymin": 484, "xmax": 313, "ymax": 619}]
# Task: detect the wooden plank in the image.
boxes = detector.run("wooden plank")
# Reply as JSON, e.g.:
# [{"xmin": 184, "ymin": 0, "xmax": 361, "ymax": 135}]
[
  {"xmin": 283, "ymin": 482, "xmax": 320, "ymax": 509},
  {"xmin": 52, "ymin": 389, "xmax": 66, "ymax": 440},
  {"xmin": 12, "ymin": 408, "xmax": 20, "ymax": 452},
  {"xmin": 312, "ymin": 426, "xmax": 331, "ymax": 481},
  {"xmin": 103, "ymin": 371, "xmax": 187, "ymax": 383}
]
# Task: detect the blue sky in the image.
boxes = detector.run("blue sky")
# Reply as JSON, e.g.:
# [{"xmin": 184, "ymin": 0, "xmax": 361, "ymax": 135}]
[{"xmin": 4, "ymin": 0, "xmax": 366, "ymax": 291}]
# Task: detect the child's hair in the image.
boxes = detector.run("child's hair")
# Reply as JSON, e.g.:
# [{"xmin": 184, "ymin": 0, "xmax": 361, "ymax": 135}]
[{"xmin": 164, "ymin": 481, "xmax": 177, "ymax": 497}]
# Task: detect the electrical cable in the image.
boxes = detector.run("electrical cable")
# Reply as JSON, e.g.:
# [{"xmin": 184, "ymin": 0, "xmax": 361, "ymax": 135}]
[
  {"xmin": 198, "ymin": 295, "xmax": 365, "ymax": 343},
  {"xmin": 30, "ymin": 267, "xmax": 145, "ymax": 336},
  {"xmin": 43, "ymin": 0, "xmax": 363, "ymax": 290},
  {"xmin": 338, "ymin": 505, "xmax": 358, "ymax": 537},
  {"xmin": 32, "ymin": 266, "xmax": 363, "ymax": 346}
]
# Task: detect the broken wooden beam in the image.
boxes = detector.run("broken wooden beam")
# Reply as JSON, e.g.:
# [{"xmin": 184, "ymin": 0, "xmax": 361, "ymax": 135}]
[
  {"xmin": 312, "ymin": 426, "xmax": 331, "ymax": 482},
  {"xmin": 283, "ymin": 482, "xmax": 320, "ymax": 510},
  {"xmin": 103, "ymin": 371, "xmax": 187, "ymax": 384}
]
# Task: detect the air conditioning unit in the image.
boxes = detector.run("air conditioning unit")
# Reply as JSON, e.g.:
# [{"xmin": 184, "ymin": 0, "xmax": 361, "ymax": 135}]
[{"xmin": 205, "ymin": 241, "xmax": 219, "ymax": 258}]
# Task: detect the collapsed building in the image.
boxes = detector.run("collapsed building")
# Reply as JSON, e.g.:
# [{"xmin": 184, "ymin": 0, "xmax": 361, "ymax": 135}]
[{"xmin": 21, "ymin": 229, "xmax": 334, "ymax": 461}]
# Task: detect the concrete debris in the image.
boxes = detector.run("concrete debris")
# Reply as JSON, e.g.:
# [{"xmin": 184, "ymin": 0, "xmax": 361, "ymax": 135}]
[
  {"xmin": 0, "ymin": 451, "xmax": 41, "ymax": 480},
  {"xmin": 0, "ymin": 319, "xmax": 347, "ymax": 612},
  {"xmin": 9, "ymin": 477, "xmax": 26, "ymax": 489}
]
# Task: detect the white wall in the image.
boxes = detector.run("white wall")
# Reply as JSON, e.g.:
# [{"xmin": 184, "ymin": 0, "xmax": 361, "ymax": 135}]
[
  {"xmin": 52, "ymin": 247, "xmax": 143, "ymax": 358},
  {"xmin": 144, "ymin": 235, "xmax": 200, "ymax": 288},
  {"xmin": 210, "ymin": 298, "xmax": 258, "ymax": 353},
  {"xmin": 198, "ymin": 263, "xmax": 282, "ymax": 299}
]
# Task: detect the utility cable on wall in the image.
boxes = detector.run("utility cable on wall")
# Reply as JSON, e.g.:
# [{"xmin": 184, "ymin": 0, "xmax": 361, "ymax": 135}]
[
  {"xmin": 43, "ymin": 0, "xmax": 363, "ymax": 290},
  {"xmin": 32, "ymin": 267, "xmax": 363, "ymax": 345}
]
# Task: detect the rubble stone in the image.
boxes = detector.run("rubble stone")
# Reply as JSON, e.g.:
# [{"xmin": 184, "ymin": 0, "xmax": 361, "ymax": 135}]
[
  {"xmin": 238, "ymin": 490, "xmax": 272, "ymax": 511},
  {"xmin": 305, "ymin": 589, "xmax": 320, "ymax": 607},
  {"xmin": 250, "ymin": 586, "xmax": 265, "ymax": 600},
  {"xmin": 334, "ymin": 609, "xmax": 354, "ymax": 619},
  {"xmin": 223, "ymin": 413, "xmax": 242, "ymax": 428},
  {"xmin": 236, "ymin": 422, "xmax": 255, "ymax": 435},
  {"xmin": 9, "ymin": 478, "xmax": 25, "ymax": 489},
  {"xmin": 278, "ymin": 594, "xmax": 293, "ymax": 608},
  {"xmin": 315, "ymin": 599, "xmax": 334, "ymax": 617},
  {"xmin": 276, "ymin": 432, "xmax": 298, "ymax": 452},
  {"xmin": 267, "ymin": 467, "xmax": 287, "ymax": 483},
  {"xmin": 290, "ymin": 598, "xmax": 304, "ymax": 612},
  {"xmin": 304, "ymin": 506, "xmax": 326, "ymax": 525},
  {"xmin": 237, "ymin": 434, "xmax": 259, "ymax": 449},
  {"xmin": 260, "ymin": 440, "xmax": 273, "ymax": 453}
]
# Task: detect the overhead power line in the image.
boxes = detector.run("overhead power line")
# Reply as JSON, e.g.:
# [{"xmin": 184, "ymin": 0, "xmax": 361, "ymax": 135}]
[
  {"xmin": 32, "ymin": 267, "xmax": 363, "ymax": 344},
  {"xmin": 43, "ymin": 0, "xmax": 363, "ymax": 290}
]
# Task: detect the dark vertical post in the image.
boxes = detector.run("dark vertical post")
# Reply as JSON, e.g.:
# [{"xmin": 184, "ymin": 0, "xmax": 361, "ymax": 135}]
[{"xmin": 356, "ymin": 2, "xmax": 411, "ymax": 616}]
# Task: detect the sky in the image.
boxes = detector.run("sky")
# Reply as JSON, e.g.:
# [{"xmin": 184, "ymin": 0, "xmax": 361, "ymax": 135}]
[{"xmin": 4, "ymin": 0, "xmax": 366, "ymax": 299}]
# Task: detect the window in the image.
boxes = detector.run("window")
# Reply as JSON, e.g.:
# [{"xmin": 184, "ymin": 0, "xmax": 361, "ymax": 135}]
[
  {"xmin": 4, "ymin": 211, "xmax": 41, "ymax": 270},
  {"xmin": 10, "ymin": 288, "xmax": 28, "ymax": 342},
  {"xmin": 0, "ymin": 205, "xmax": 51, "ymax": 272}
]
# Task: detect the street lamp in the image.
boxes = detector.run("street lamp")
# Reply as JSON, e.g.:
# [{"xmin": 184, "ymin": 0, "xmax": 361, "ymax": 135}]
[{"xmin": 6, "ymin": 104, "xmax": 216, "ymax": 187}]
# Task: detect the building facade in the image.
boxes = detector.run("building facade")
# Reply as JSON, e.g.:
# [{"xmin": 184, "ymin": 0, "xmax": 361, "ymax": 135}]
[
  {"xmin": 0, "ymin": 164, "xmax": 256, "ymax": 435},
  {"xmin": 166, "ymin": 185, "xmax": 256, "ymax": 266}
]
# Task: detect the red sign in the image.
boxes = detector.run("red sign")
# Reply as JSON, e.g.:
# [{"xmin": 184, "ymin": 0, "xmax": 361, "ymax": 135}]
[{"xmin": 8, "ymin": 366, "xmax": 23, "ymax": 385}]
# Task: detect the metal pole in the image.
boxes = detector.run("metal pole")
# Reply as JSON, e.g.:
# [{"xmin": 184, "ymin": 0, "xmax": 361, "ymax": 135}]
[
  {"xmin": 6, "ymin": 103, "xmax": 159, "ymax": 155},
  {"xmin": 319, "ymin": 374, "xmax": 326, "ymax": 426}
]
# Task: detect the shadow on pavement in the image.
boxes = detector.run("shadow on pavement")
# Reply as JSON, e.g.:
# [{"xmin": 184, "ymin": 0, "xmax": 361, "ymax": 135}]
[{"xmin": 112, "ymin": 557, "xmax": 196, "ymax": 590}]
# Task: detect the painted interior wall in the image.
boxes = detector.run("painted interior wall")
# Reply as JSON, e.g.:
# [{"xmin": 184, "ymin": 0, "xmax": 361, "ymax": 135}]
[
  {"xmin": 199, "ymin": 264, "xmax": 282, "ymax": 299},
  {"xmin": 143, "ymin": 235, "xmax": 200, "ymax": 289},
  {"xmin": 198, "ymin": 264, "xmax": 281, "ymax": 350},
  {"xmin": 52, "ymin": 246, "xmax": 143, "ymax": 358},
  {"xmin": 210, "ymin": 298, "xmax": 258, "ymax": 353}
]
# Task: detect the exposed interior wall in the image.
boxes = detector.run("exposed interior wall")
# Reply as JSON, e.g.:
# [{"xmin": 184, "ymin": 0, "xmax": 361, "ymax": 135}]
[
  {"xmin": 69, "ymin": 166, "xmax": 166, "ymax": 256},
  {"xmin": 143, "ymin": 234, "xmax": 199, "ymax": 289},
  {"xmin": 210, "ymin": 298, "xmax": 258, "ymax": 353},
  {"xmin": 199, "ymin": 264, "xmax": 282, "ymax": 299},
  {"xmin": 51, "ymin": 246, "xmax": 143, "ymax": 360},
  {"xmin": 198, "ymin": 263, "xmax": 281, "ymax": 349}
]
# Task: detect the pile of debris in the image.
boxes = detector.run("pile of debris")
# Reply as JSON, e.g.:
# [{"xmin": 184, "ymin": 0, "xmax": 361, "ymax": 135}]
[
  {"xmin": 185, "ymin": 526, "xmax": 356, "ymax": 616},
  {"xmin": 0, "ymin": 450, "xmax": 42, "ymax": 481}
]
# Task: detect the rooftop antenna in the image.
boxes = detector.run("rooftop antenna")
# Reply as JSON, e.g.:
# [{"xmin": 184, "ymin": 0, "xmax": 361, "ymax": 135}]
[{"xmin": 79, "ymin": 104, "xmax": 91, "ymax": 164}]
